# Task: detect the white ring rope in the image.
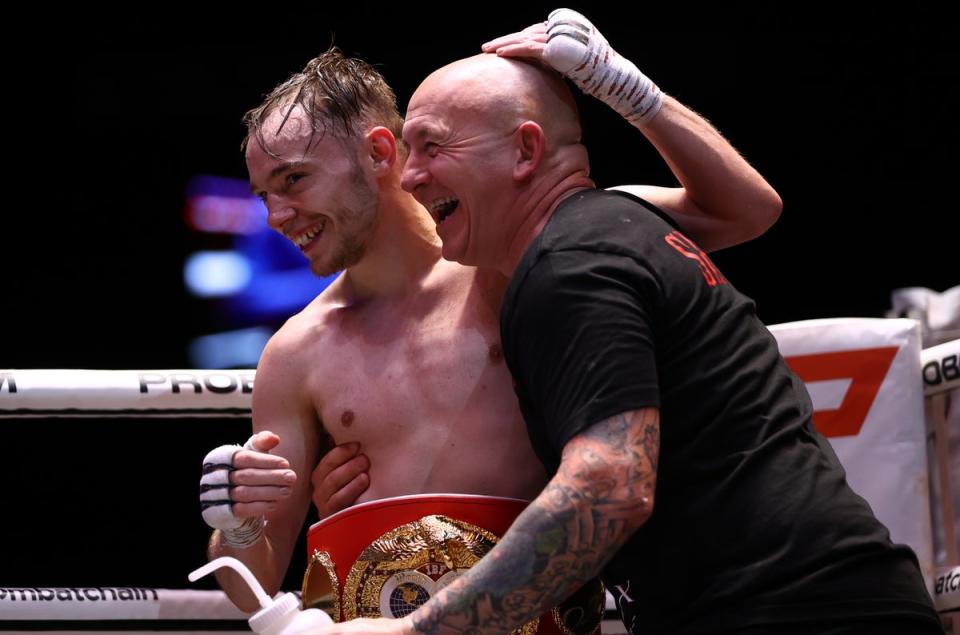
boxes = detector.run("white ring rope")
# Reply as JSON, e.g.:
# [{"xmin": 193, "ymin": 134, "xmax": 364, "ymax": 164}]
[
  {"xmin": 0, "ymin": 588, "xmax": 249, "ymax": 621},
  {"xmin": 921, "ymin": 338, "xmax": 960, "ymax": 396},
  {"xmin": 1, "ymin": 339, "xmax": 952, "ymax": 416},
  {"xmin": 0, "ymin": 369, "xmax": 255, "ymax": 418}
]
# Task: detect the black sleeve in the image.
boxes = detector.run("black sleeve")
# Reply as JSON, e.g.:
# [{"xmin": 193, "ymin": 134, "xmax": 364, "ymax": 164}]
[{"xmin": 506, "ymin": 249, "xmax": 662, "ymax": 456}]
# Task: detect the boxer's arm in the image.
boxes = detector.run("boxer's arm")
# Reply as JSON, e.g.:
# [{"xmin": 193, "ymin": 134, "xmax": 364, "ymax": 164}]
[
  {"xmin": 324, "ymin": 408, "xmax": 658, "ymax": 635},
  {"xmin": 207, "ymin": 334, "xmax": 322, "ymax": 612},
  {"xmin": 484, "ymin": 11, "xmax": 782, "ymax": 252}
]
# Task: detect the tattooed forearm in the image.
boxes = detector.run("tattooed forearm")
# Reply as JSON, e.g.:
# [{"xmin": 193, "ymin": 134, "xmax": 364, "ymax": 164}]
[{"xmin": 411, "ymin": 408, "xmax": 659, "ymax": 635}]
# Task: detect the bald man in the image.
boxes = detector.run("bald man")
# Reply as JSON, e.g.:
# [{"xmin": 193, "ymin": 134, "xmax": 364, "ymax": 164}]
[{"xmin": 323, "ymin": 23, "xmax": 941, "ymax": 635}]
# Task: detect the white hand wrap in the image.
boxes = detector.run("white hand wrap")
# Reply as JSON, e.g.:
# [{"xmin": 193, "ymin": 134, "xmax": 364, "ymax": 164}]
[
  {"xmin": 200, "ymin": 436, "xmax": 265, "ymax": 548},
  {"xmin": 544, "ymin": 8, "xmax": 663, "ymax": 126}
]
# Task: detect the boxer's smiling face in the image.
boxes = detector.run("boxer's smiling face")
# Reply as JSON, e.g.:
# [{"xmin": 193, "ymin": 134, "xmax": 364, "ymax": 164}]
[
  {"xmin": 247, "ymin": 105, "xmax": 380, "ymax": 278},
  {"xmin": 400, "ymin": 84, "xmax": 516, "ymax": 269}
]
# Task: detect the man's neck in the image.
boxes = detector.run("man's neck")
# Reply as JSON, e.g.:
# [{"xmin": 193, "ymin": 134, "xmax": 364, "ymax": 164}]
[
  {"xmin": 498, "ymin": 172, "xmax": 594, "ymax": 278},
  {"xmin": 340, "ymin": 188, "xmax": 442, "ymax": 302}
]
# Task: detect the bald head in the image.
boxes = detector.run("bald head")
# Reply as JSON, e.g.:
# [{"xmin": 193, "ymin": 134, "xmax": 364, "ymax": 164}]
[
  {"xmin": 401, "ymin": 54, "xmax": 593, "ymax": 272},
  {"xmin": 411, "ymin": 54, "xmax": 582, "ymax": 149}
]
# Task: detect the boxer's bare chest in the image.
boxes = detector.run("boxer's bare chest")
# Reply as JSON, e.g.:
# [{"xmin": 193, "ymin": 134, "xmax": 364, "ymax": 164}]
[{"xmin": 300, "ymin": 267, "xmax": 547, "ymax": 498}]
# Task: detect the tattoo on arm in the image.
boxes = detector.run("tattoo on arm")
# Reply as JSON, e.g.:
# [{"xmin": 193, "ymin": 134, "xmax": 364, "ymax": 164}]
[{"xmin": 412, "ymin": 408, "xmax": 659, "ymax": 635}]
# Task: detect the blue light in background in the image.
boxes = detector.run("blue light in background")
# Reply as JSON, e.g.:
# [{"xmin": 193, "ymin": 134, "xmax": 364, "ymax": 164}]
[
  {"xmin": 183, "ymin": 251, "xmax": 253, "ymax": 297},
  {"xmin": 188, "ymin": 327, "xmax": 273, "ymax": 369}
]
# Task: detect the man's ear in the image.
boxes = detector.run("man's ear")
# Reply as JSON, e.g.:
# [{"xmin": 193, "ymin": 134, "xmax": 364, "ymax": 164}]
[
  {"xmin": 513, "ymin": 121, "xmax": 545, "ymax": 181},
  {"xmin": 366, "ymin": 126, "xmax": 397, "ymax": 176}
]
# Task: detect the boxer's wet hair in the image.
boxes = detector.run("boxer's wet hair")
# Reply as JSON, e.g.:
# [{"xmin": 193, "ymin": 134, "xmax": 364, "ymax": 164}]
[{"xmin": 243, "ymin": 46, "xmax": 404, "ymax": 157}]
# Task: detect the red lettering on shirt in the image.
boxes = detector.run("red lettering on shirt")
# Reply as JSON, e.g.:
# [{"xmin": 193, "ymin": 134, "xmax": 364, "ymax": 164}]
[{"xmin": 664, "ymin": 231, "xmax": 727, "ymax": 287}]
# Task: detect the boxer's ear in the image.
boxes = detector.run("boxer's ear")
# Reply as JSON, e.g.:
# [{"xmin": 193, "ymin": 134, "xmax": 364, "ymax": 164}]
[
  {"xmin": 366, "ymin": 127, "xmax": 397, "ymax": 175},
  {"xmin": 513, "ymin": 121, "xmax": 545, "ymax": 181}
]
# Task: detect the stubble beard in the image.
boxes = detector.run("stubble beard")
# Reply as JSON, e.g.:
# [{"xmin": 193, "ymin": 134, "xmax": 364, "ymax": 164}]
[{"xmin": 311, "ymin": 176, "xmax": 379, "ymax": 278}]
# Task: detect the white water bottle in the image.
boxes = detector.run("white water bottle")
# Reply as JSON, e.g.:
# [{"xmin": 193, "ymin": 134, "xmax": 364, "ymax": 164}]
[{"xmin": 189, "ymin": 557, "xmax": 333, "ymax": 635}]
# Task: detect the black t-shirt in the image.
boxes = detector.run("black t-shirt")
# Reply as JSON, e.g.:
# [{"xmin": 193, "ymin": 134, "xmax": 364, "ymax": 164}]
[{"xmin": 500, "ymin": 189, "xmax": 938, "ymax": 633}]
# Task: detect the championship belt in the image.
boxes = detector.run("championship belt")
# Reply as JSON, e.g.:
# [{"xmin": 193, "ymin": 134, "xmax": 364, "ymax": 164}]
[{"xmin": 302, "ymin": 494, "xmax": 604, "ymax": 635}]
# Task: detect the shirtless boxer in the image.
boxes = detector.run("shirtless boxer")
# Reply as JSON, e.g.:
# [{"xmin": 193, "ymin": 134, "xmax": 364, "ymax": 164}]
[{"xmin": 200, "ymin": 10, "xmax": 781, "ymax": 612}]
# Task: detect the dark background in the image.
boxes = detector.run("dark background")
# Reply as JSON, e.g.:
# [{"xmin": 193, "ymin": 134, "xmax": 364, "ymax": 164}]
[{"xmin": 1, "ymin": 3, "xmax": 956, "ymax": 591}]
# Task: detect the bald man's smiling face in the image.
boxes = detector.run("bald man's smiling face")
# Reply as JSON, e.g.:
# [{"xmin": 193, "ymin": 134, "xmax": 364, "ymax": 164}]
[
  {"xmin": 400, "ymin": 79, "xmax": 519, "ymax": 267},
  {"xmin": 401, "ymin": 54, "xmax": 590, "ymax": 272}
]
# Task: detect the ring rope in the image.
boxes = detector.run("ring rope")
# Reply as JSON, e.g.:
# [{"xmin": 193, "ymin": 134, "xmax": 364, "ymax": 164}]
[{"xmin": 0, "ymin": 369, "xmax": 254, "ymax": 418}]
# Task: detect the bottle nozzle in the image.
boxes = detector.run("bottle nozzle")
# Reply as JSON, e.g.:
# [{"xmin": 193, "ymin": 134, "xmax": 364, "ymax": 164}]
[{"xmin": 189, "ymin": 557, "xmax": 273, "ymax": 609}]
